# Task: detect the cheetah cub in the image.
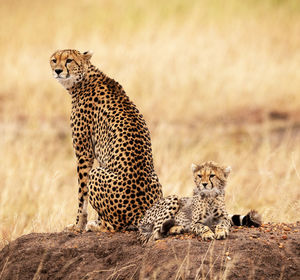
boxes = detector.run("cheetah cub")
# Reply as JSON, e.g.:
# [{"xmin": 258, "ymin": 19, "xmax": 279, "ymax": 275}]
[{"xmin": 138, "ymin": 161, "xmax": 261, "ymax": 244}]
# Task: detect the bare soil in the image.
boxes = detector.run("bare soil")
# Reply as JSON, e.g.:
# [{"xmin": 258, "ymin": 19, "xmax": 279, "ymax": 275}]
[{"xmin": 0, "ymin": 222, "xmax": 299, "ymax": 280}]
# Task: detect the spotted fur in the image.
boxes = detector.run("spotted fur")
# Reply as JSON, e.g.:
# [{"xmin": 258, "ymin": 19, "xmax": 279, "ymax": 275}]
[
  {"xmin": 50, "ymin": 49, "xmax": 162, "ymax": 231},
  {"xmin": 139, "ymin": 161, "xmax": 262, "ymax": 244}
]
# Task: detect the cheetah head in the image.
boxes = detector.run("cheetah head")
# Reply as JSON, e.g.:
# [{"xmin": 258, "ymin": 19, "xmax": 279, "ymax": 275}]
[
  {"xmin": 191, "ymin": 161, "xmax": 231, "ymax": 197},
  {"xmin": 50, "ymin": 49, "xmax": 93, "ymax": 90}
]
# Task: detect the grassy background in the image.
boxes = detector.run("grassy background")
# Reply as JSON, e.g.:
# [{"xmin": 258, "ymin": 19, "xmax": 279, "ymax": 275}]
[{"xmin": 1, "ymin": 0, "xmax": 300, "ymax": 248}]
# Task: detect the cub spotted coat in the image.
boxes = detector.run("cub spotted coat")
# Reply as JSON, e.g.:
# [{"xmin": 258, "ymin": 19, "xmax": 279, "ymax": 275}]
[{"xmin": 139, "ymin": 161, "xmax": 261, "ymax": 244}]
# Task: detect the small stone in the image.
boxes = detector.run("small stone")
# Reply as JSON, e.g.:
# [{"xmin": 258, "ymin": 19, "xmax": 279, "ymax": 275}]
[{"xmin": 282, "ymin": 235, "xmax": 287, "ymax": 240}]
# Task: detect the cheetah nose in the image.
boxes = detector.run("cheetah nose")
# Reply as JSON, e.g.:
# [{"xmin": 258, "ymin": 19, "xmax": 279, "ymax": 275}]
[
  {"xmin": 202, "ymin": 183, "xmax": 208, "ymax": 188},
  {"xmin": 55, "ymin": 69, "xmax": 63, "ymax": 75}
]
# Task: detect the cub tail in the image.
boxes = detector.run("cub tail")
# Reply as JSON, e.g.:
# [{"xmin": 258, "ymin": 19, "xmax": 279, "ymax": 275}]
[{"xmin": 230, "ymin": 210, "xmax": 262, "ymax": 227}]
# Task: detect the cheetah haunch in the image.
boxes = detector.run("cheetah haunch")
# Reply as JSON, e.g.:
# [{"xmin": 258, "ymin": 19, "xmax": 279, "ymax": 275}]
[{"xmin": 50, "ymin": 49, "xmax": 162, "ymax": 232}]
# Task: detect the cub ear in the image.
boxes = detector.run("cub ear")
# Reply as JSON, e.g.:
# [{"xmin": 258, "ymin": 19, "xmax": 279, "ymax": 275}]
[
  {"xmin": 223, "ymin": 166, "xmax": 231, "ymax": 178},
  {"xmin": 83, "ymin": 50, "xmax": 93, "ymax": 60},
  {"xmin": 191, "ymin": 163, "xmax": 198, "ymax": 173}
]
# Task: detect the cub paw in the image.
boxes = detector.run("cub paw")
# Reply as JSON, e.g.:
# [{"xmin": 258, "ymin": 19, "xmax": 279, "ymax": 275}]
[
  {"xmin": 201, "ymin": 229, "xmax": 215, "ymax": 241},
  {"xmin": 215, "ymin": 228, "xmax": 229, "ymax": 240},
  {"xmin": 169, "ymin": 225, "xmax": 184, "ymax": 235}
]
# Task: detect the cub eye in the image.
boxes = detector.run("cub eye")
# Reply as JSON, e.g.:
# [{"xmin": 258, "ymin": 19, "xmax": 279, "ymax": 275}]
[
  {"xmin": 52, "ymin": 59, "xmax": 56, "ymax": 63},
  {"xmin": 197, "ymin": 174, "xmax": 202, "ymax": 179},
  {"xmin": 66, "ymin": 59, "xmax": 73, "ymax": 63},
  {"xmin": 210, "ymin": 174, "xmax": 215, "ymax": 178}
]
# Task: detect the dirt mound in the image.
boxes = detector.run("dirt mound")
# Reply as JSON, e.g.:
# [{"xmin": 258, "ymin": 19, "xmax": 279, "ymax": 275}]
[{"xmin": 0, "ymin": 222, "xmax": 299, "ymax": 280}]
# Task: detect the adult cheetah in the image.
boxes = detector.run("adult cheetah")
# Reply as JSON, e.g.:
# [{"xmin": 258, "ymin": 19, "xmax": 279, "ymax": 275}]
[{"xmin": 50, "ymin": 49, "xmax": 162, "ymax": 232}]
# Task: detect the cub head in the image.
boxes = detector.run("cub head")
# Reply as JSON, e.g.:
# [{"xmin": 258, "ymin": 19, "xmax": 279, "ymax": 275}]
[
  {"xmin": 50, "ymin": 49, "xmax": 93, "ymax": 89},
  {"xmin": 191, "ymin": 161, "xmax": 231, "ymax": 196}
]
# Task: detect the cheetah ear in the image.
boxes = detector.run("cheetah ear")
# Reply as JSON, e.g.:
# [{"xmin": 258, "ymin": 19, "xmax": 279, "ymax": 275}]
[
  {"xmin": 191, "ymin": 163, "xmax": 198, "ymax": 173},
  {"xmin": 83, "ymin": 50, "xmax": 93, "ymax": 60},
  {"xmin": 223, "ymin": 166, "xmax": 231, "ymax": 178}
]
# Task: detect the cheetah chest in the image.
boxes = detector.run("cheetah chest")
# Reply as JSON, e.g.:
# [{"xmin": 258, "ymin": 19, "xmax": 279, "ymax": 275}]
[{"xmin": 194, "ymin": 196, "xmax": 225, "ymax": 227}]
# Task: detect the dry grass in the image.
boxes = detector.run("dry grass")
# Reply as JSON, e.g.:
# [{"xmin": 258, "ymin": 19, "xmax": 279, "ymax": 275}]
[{"xmin": 1, "ymin": 0, "xmax": 300, "ymax": 248}]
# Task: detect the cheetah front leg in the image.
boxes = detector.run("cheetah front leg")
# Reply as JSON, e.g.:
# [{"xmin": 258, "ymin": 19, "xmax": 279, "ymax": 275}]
[
  {"xmin": 191, "ymin": 222, "xmax": 215, "ymax": 241},
  {"xmin": 214, "ymin": 217, "xmax": 231, "ymax": 240},
  {"xmin": 65, "ymin": 153, "xmax": 94, "ymax": 232},
  {"xmin": 191, "ymin": 207, "xmax": 215, "ymax": 240}
]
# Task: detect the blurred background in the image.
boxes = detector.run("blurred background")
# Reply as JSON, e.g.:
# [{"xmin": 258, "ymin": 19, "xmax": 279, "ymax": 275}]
[{"xmin": 1, "ymin": 0, "xmax": 300, "ymax": 248}]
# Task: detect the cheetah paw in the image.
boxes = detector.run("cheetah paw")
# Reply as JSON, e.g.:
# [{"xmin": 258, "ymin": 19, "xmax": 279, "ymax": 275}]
[
  {"xmin": 169, "ymin": 225, "xmax": 184, "ymax": 235},
  {"xmin": 148, "ymin": 231, "xmax": 163, "ymax": 242},
  {"xmin": 85, "ymin": 220, "xmax": 103, "ymax": 232},
  {"xmin": 138, "ymin": 234, "xmax": 151, "ymax": 245},
  {"xmin": 215, "ymin": 228, "xmax": 229, "ymax": 240},
  {"xmin": 63, "ymin": 223, "xmax": 82, "ymax": 233},
  {"xmin": 201, "ymin": 230, "xmax": 215, "ymax": 241}
]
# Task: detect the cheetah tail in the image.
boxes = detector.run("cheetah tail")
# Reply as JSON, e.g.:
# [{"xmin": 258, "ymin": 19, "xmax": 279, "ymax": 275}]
[{"xmin": 230, "ymin": 210, "xmax": 262, "ymax": 227}]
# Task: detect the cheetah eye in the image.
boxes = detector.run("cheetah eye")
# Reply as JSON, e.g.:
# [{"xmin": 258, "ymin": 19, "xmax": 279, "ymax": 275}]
[
  {"xmin": 66, "ymin": 59, "xmax": 73, "ymax": 63},
  {"xmin": 197, "ymin": 174, "xmax": 202, "ymax": 179},
  {"xmin": 210, "ymin": 174, "xmax": 215, "ymax": 178},
  {"xmin": 52, "ymin": 59, "xmax": 57, "ymax": 63}
]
